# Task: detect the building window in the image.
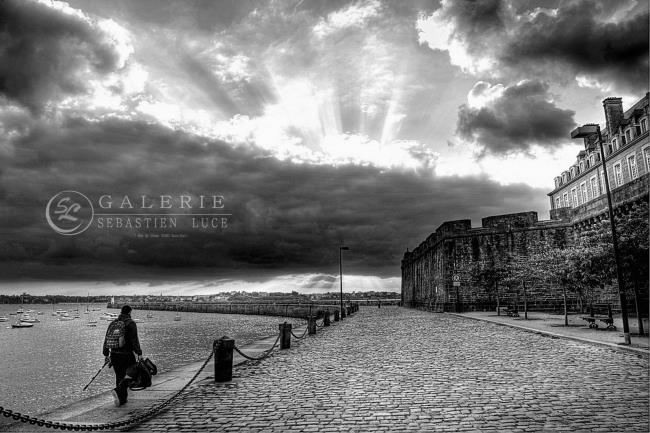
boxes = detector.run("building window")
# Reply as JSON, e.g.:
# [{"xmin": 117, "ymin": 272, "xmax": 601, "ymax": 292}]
[
  {"xmin": 625, "ymin": 129, "xmax": 633, "ymax": 143},
  {"xmin": 562, "ymin": 172, "xmax": 567, "ymax": 183},
  {"xmin": 644, "ymin": 146, "xmax": 650, "ymax": 172},
  {"xmin": 641, "ymin": 118, "xmax": 648, "ymax": 134},
  {"xmin": 589, "ymin": 176, "xmax": 600, "ymax": 198},
  {"xmin": 579, "ymin": 182, "xmax": 588, "ymax": 204},
  {"xmin": 612, "ymin": 138, "xmax": 618, "ymax": 152},
  {"xmin": 555, "ymin": 197, "xmax": 561, "ymax": 209},
  {"xmin": 613, "ymin": 162, "xmax": 623, "ymax": 187},
  {"xmin": 590, "ymin": 175, "xmax": 599, "ymax": 198},
  {"xmin": 589, "ymin": 154, "xmax": 595, "ymax": 166},
  {"xmin": 579, "ymin": 161, "xmax": 585, "ymax": 172},
  {"xmin": 627, "ymin": 154, "xmax": 638, "ymax": 180},
  {"xmin": 563, "ymin": 192, "xmax": 569, "ymax": 207},
  {"xmin": 571, "ymin": 187, "xmax": 578, "ymax": 207},
  {"xmin": 570, "ymin": 167, "xmax": 575, "ymax": 178}
]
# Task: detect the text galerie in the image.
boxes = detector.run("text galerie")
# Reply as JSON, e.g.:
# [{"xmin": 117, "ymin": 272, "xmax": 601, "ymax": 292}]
[{"xmin": 96, "ymin": 195, "xmax": 228, "ymax": 230}]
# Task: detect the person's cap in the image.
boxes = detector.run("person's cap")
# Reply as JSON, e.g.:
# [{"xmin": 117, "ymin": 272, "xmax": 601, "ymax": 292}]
[{"xmin": 121, "ymin": 305, "xmax": 132, "ymax": 315}]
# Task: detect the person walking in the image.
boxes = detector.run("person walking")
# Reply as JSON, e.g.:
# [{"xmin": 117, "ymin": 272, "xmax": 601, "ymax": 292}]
[{"xmin": 102, "ymin": 305, "xmax": 143, "ymax": 407}]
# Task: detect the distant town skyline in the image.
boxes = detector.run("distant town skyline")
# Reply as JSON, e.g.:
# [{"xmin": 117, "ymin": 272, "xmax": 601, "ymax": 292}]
[{"xmin": 0, "ymin": 0, "xmax": 647, "ymax": 294}]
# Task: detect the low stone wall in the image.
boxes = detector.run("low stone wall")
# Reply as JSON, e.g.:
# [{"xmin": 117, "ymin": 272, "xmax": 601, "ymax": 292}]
[{"xmin": 109, "ymin": 302, "xmax": 358, "ymax": 319}]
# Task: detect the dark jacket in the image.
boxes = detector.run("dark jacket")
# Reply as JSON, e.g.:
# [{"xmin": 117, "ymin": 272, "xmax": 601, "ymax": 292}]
[{"xmin": 102, "ymin": 313, "xmax": 142, "ymax": 357}]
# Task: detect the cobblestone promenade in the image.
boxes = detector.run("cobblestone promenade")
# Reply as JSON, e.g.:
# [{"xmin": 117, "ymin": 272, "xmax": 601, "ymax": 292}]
[{"xmin": 133, "ymin": 307, "xmax": 649, "ymax": 432}]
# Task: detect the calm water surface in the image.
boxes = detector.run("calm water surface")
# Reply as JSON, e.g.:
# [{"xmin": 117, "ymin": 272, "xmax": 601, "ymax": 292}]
[{"xmin": 0, "ymin": 303, "xmax": 296, "ymax": 416}]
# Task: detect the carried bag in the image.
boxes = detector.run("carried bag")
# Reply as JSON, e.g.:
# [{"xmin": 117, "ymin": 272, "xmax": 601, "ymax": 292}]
[
  {"xmin": 104, "ymin": 319, "xmax": 126, "ymax": 349},
  {"xmin": 127, "ymin": 358, "xmax": 158, "ymax": 391}
]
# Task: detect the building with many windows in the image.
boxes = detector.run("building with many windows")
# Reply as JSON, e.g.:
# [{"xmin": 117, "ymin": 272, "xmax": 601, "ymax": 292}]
[{"xmin": 548, "ymin": 93, "xmax": 649, "ymax": 224}]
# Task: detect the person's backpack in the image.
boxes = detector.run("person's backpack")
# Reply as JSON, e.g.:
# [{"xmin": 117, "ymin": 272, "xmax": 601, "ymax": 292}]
[{"xmin": 105, "ymin": 319, "xmax": 126, "ymax": 349}]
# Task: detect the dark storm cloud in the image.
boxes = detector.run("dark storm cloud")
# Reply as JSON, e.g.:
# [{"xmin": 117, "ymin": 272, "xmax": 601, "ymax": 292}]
[
  {"xmin": 456, "ymin": 80, "xmax": 576, "ymax": 156},
  {"xmin": 0, "ymin": 0, "xmax": 123, "ymax": 112},
  {"xmin": 0, "ymin": 117, "xmax": 548, "ymax": 278},
  {"xmin": 501, "ymin": 0, "xmax": 649, "ymax": 93},
  {"xmin": 426, "ymin": 0, "xmax": 648, "ymax": 94}
]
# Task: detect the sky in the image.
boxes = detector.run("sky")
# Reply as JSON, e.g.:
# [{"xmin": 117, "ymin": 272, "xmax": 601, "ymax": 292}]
[{"xmin": 0, "ymin": 0, "xmax": 648, "ymax": 295}]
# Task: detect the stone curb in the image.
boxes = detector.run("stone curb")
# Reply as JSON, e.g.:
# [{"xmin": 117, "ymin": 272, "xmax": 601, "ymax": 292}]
[{"xmin": 448, "ymin": 312, "xmax": 649, "ymax": 357}]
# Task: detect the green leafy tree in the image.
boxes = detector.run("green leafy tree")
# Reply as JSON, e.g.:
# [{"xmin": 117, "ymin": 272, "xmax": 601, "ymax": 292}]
[
  {"xmin": 504, "ymin": 253, "xmax": 550, "ymax": 320},
  {"xmin": 524, "ymin": 245, "xmax": 583, "ymax": 326},
  {"xmin": 471, "ymin": 253, "xmax": 512, "ymax": 315}
]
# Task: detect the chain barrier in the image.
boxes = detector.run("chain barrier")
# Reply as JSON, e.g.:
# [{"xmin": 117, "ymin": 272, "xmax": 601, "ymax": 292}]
[
  {"xmin": 290, "ymin": 326, "xmax": 309, "ymax": 340},
  {"xmin": 0, "ymin": 349, "xmax": 215, "ymax": 431},
  {"xmin": 0, "ymin": 311, "xmax": 346, "ymax": 431},
  {"xmin": 233, "ymin": 333, "xmax": 281, "ymax": 361}
]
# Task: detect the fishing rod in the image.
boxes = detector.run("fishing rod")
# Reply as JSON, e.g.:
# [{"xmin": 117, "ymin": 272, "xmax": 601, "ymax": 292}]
[{"xmin": 82, "ymin": 359, "xmax": 111, "ymax": 391}]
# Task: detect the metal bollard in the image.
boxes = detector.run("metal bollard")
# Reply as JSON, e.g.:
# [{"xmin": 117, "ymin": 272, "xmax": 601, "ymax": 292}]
[
  {"xmin": 324, "ymin": 310, "xmax": 331, "ymax": 327},
  {"xmin": 279, "ymin": 322, "xmax": 292, "ymax": 349},
  {"xmin": 214, "ymin": 336, "xmax": 235, "ymax": 382},
  {"xmin": 341, "ymin": 307, "xmax": 346, "ymax": 319},
  {"xmin": 308, "ymin": 316, "xmax": 316, "ymax": 335},
  {"xmin": 334, "ymin": 310, "xmax": 340, "ymax": 321}
]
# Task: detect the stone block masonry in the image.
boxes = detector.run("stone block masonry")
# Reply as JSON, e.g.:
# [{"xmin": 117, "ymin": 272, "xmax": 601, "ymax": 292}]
[{"xmin": 401, "ymin": 211, "xmax": 573, "ymax": 311}]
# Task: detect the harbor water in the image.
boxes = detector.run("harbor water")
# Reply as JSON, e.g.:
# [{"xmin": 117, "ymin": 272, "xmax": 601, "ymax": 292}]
[{"xmin": 0, "ymin": 303, "xmax": 295, "ymax": 417}]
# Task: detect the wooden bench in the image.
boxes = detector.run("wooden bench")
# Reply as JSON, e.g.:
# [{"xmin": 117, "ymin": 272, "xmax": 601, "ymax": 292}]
[{"xmin": 582, "ymin": 304, "xmax": 616, "ymax": 330}]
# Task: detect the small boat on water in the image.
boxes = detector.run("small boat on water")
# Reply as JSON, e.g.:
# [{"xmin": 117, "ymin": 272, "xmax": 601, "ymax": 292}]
[
  {"xmin": 173, "ymin": 314, "xmax": 181, "ymax": 321},
  {"xmin": 37, "ymin": 311, "xmax": 44, "ymax": 315},
  {"xmin": 16, "ymin": 308, "xmax": 24, "ymax": 314},
  {"xmin": 86, "ymin": 320, "xmax": 98, "ymax": 327},
  {"xmin": 0, "ymin": 316, "xmax": 8, "ymax": 322},
  {"xmin": 12, "ymin": 321, "xmax": 34, "ymax": 328},
  {"xmin": 20, "ymin": 316, "xmax": 40, "ymax": 323}
]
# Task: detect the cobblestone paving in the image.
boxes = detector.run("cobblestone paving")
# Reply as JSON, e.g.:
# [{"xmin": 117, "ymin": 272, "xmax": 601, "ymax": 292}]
[{"xmin": 132, "ymin": 307, "xmax": 649, "ymax": 432}]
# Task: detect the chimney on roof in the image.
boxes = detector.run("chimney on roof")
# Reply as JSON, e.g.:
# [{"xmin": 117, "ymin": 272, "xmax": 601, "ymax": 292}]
[{"xmin": 602, "ymin": 97, "xmax": 623, "ymax": 136}]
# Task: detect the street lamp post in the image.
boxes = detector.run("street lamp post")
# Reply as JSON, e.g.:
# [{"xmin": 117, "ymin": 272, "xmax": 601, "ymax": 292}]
[
  {"xmin": 339, "ymin": 246, "xmax": 350, "ymax": 319},
  {"xmin": 571, "ymin": 124, "xmax": 631, "ymax": 345}
]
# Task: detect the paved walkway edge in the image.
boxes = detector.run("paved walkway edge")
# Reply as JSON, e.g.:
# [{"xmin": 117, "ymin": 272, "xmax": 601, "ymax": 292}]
[{"xmin": 448, "ymin": 312, "xmax": 649, "ymax": 356}]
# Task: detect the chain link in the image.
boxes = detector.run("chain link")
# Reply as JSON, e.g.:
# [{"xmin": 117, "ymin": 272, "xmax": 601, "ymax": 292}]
[
  {"xmin": 233, "ymin": 332, "xmax": 281, "ymax": 361},
  {"xmin": 290, "ymin": 327, "xmax": 309, "ymax": 339}
]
